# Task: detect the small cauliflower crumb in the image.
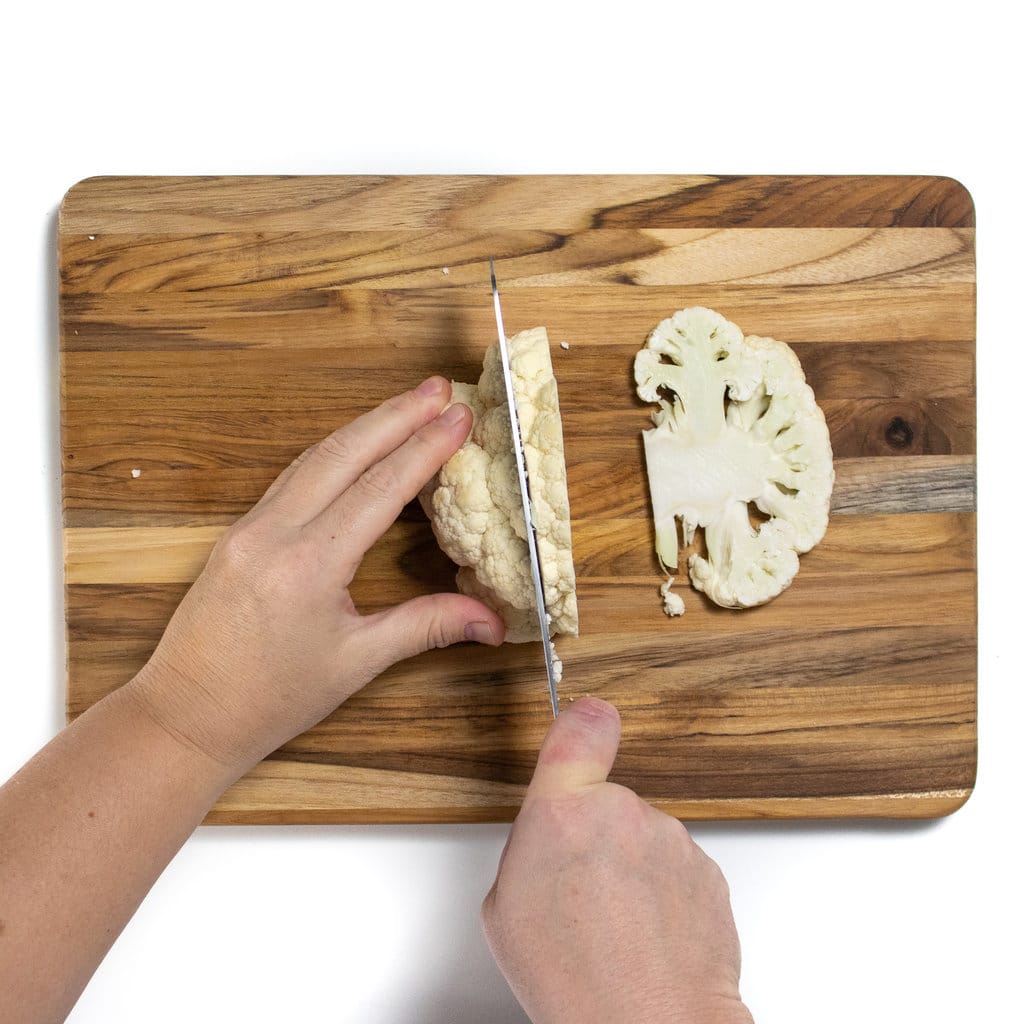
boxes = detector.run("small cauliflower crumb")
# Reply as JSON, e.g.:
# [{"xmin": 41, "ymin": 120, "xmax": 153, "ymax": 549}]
[
  {"xmin": 130, "ymin": 468, "xmax": 141, "ymax": 479},
  {"xmin": 560, "ymin": 341, "xmax": 570, "ymax": 350},
  {"xmin": 659, "ymin": 576, "xmax": 685, "ymax": 617},
  {"xmin": 441, "ymin": 266, "xmax": 450, "ymax": 275},
  {"xmin": 551, "ymin": 647, "xmax": 563, "ymax": 685}
]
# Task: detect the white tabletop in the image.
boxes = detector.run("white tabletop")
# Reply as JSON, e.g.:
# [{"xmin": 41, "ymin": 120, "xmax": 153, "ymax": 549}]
[{"xmin": 3, "ymin": 3, "xmax": 1018, "ymax": 1021}]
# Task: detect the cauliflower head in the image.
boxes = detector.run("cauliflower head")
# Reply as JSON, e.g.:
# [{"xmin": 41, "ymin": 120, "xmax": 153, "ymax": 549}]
[
  {"xmin": 421, "ymin": 327, "xmax": 578, "ymax": 642},
  {"xmin": 634, "ymin": 307, "xmax": 834, "ymax": 609}
]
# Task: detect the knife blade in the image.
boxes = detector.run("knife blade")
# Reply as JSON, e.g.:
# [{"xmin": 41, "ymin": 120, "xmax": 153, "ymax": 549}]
[{"xmin": 489, "ymin": 260, "xmax": 560, "ymax": 718}]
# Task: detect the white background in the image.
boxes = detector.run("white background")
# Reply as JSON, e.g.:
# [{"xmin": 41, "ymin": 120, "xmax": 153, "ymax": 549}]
[{"xmin": 2, "ymin": 2, "xmax": 1019, "ymax": 1021}]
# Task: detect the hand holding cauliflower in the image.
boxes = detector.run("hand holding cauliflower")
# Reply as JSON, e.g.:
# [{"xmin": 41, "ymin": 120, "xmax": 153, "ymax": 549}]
[
  {"xmin": 421, "ymin": 327, "xmax": 579, "ymax": 642},
  {"xmin": 635, "ymin": 307, "xmax": 834, "ymax": 609}
]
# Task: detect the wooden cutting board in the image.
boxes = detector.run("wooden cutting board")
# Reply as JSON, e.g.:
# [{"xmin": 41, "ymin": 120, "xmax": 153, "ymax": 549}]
[{"xmin": 59, "ymin": 175, "xmax": 977, "ymax": 822}]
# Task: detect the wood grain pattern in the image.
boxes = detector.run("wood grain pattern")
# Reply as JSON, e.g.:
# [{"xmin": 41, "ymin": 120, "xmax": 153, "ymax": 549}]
[{"xmin": 59, "ymin": 175, "xmax": 977, "ymax": 822}]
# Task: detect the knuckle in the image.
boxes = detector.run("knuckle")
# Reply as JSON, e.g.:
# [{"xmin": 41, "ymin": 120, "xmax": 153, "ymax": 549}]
[
  {"xmin": 316, "ymin": 429, "xmax": 358, "ymax": 466},
  {"xmin": 605, "ymin": 781, "xmax": 645, "ymax": 815},
  {"xmin": 213, "ymin": 523, "xmax": 312, "ymax": 600},
  {"xmin": 423, "ymin": 610, "xmax": 459, "ymax": 651},
  {"xmin": 591, "ymin": 783, "xmax": 650, "ymax": 835},
  {"xmin": 359, "ymin": 462, "xmax": 400, "ymax": 504},
  {"xmin": 213, "ymin": 523, "xmax": 264, "ymax": 571}
]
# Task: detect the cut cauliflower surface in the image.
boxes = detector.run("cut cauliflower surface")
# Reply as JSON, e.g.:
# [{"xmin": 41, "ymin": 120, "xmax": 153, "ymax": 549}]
[
  {"xmin": 634, "ymin": 307, "xmax": 834, "ymax": 609},
  {"xmin": 421, "ymin": 327, "xmax": 579, "ymax": 642}
]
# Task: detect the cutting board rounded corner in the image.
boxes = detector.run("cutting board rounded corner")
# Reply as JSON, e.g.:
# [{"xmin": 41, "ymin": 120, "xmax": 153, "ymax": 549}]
[
  {"xmin": 924, "ymin": 174, "xmax": 976, "ymax": 228},
  {"xmin": 59, "ymin": 175, "xmax": 111, "ymax": 224}
]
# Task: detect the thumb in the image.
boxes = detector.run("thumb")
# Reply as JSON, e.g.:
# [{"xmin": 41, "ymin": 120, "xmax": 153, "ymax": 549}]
[
  {"xmin": 361, "ymin": 592, "xmax": 505, "ymax": 672},
  {"xmin": 524, "ymin": 697, "xmax": 622, "ymax": 803}
]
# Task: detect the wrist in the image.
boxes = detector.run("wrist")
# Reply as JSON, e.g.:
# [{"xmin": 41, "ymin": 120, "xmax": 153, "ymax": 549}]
[{"xmin": 121, "ymin": 658, "xmax": 259, "ymax": 785}]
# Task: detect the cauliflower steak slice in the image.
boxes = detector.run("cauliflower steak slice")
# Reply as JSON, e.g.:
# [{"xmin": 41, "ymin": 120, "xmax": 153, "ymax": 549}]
[
  {"xmin": 421, "ymin": 327, "xmax": 579, "ymax": 642},
  {"xmin": 634, "ymin": 307, "xmax": 834, "ymax": 609}
]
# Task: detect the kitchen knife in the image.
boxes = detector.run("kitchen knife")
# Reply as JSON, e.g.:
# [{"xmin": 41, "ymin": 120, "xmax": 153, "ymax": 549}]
[{"xmin": 489, "ymin": 260, "xmax": 560, "ymax": 718}]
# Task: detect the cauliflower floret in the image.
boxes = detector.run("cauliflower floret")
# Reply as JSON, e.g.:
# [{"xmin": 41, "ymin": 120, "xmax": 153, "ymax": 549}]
[
  {"xmin": 635, "ymin": 307, "xmax": 834, "ymax": 609},
  {"xmin": 421, "ymin": 327, "xmax": 579, "ymax": 642}
]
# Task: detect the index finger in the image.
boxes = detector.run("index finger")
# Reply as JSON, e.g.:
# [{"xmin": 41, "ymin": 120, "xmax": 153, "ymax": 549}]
[
  {"xmin": 310, "ymin": 400, "xmax": 473, "ymax": 560},
  {"xmin": 255, "ymin": 376, "xmax": 453, "ymax": 524}
]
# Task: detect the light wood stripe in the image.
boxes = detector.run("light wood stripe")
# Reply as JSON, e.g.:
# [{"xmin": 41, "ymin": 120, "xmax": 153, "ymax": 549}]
[
  {"xmin": 58, "ymin": 227, "xmax": 974, "ymax": 294},
  {"xmin": 63, "ymin": 505, "xmax": 977, "ymax": 587}
]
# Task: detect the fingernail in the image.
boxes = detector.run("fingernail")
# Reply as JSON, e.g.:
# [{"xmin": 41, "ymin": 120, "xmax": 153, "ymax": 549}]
[
  {"xmin": 416, "ymin": 376, "xmax": 445, "ymax": 397},
  {"xmin": 465, "ymin": 621, "xmax": 496, "ymax": 645},
  {"xmin": 441, "ymin": 403, "xmax": 468, "ymax": 427}
]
